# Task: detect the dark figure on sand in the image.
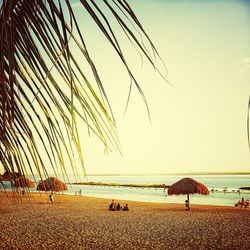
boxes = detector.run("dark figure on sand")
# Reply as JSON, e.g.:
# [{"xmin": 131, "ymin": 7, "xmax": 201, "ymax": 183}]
[
  {"xmin": 109, "ymin": 203, "xmax": 114, "ymax": 211},
  {"xmin": 185, "ymin": 200, "xmax": 190, "ymax": 210},
  {"xmin": 235, "ymin": 198, "xmax": 250, "ymax": 208},
  {"xmin": 49, "ymin": 194, "xmax": 54, "ymax": 203},
  {"xmin": 109, "ymin": 199, "xmax": 115, "ymax": 211},
  {"xmin": 245, "ymin": 199, "xmax": 250, "ymax": 208},
  {"xmin": 123, "ymin": 204, "xmax": 129, "ymax": 211},
  {"xmin": 109, "ymin": 200, "xmax": 128, "ymax": 211}
]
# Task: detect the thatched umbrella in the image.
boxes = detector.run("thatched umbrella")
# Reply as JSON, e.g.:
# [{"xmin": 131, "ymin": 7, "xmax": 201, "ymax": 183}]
[
  {"xmin": 13, "ymin": 177, "xmax": 36, "ymax": 188},
  {"xmin": 37, "ymin": 177, "xmax": 68, "ymax": 193},
  {"xmin": 2, "ymin": 171, "xmax": 22, "ymax": 181},
  {"xmin": 168, "ymin": 177, "xmax": 209, "ymax": 204},
  {"xmin": 0, "ymin": 174, "xmax": 4, "ymax": 187}
]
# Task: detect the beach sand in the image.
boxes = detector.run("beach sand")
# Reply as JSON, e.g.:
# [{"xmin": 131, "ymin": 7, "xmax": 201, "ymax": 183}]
[{"xmin": 0, "ymin": 192, "xmax": 249, "ymax": 250}]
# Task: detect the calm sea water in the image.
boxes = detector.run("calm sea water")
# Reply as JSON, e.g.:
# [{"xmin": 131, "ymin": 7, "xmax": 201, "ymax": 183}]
[
  {"xmin": 68, "ymin": 175, "xmax": 250, "ymax": 206},
  {"xmin": 2, "ymin": 175, "xmax": 250, "ymax": 206}
]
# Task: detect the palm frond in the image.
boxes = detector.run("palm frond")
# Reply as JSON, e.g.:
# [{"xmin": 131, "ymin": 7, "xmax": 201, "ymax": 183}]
[
  {"xmin": 247, "ymin": 97, "xmax": 250, "ymax": 149},
  {"xmin": 0, "ymin": 0, "xmax": 165, "ymax": 183}
]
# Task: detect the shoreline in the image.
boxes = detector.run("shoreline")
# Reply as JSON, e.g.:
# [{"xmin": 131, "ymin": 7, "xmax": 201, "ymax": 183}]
[
  {"xmin": 1, "ymin": 188, "xmax": 249, "ymax": 207},
  {"xmin": 0, "ymin": 190, "xmax": 247, "ymax": 208},
  {"xmin": 65, "ymin": 192, "xmax": 239, "ymax": 207}
]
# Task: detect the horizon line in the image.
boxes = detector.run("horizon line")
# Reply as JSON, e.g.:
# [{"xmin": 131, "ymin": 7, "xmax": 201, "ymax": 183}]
[{"xmin": 84, "ymin": 171, "xmax": 250, "ymax": 176}]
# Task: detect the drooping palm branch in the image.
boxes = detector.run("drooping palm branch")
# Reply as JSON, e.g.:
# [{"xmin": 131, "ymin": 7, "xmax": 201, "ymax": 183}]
[
  {"xmin": 248, "ymin": 97, "xmax": 250, "ymax": 149},
  {"xmin": 0, "ymin": 0, "xmax": 165, "ymax": 183}
]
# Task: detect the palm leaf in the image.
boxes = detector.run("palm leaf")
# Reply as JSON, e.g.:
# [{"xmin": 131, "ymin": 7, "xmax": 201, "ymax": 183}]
[
  {"xmin": 247, "ymin": 97, "xmax": 250, "ymax": 149},
  {"xmin": 0, "ymin": 0, "xmax": 165, "ymax": 184}
]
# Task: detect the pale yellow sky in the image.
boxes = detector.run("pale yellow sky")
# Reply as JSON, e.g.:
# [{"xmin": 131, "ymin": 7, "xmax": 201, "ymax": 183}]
[
  {"xmin": 1, "ymin": 1, "xmax": 249, "ymax": 176},
  {"xmin": 72, "ymin": 0, "xmax": 250, "ymax": 175}
]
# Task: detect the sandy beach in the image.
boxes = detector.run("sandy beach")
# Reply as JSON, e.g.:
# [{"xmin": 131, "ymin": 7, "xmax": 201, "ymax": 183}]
[{"xmin": 0, "ymin": 192, "xmax": 250, "ymax": 250}]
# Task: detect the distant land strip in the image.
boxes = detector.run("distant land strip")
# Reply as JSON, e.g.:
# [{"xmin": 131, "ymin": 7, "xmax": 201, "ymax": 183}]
[
  {"xmin": 239, "ymin": 187, "xmax": 250, "ymax": 190},
  {"xmin": 70, "ymin": 182, "xmax": 170, "ymax": 189},
  {"xmin": 85, "ymin": 172, "xmax": 250, "ymax": 176}
]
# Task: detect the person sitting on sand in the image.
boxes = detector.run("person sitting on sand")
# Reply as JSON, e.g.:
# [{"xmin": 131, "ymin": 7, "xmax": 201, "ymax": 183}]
[
  {"xmin": 185, "ymin": 200, "xmax": 190, "ymax": 210},
  {"xmin": 109, "ymin": 199, "xmax": 115, "ymax": 211},
  {"xmin": 245, "ymin": 199, "xmax": 249, "ymax": 208},
  {"xmin": 240, "ymin": 198, "xmax": 245, "ymax": 208},
  {"xmin": 109, "ymin": 203, "xmax": 114, "ymax": 211},
  {"xmin": 116, "ymin": 203, "xmax": 121, "ymax": 211},
  {"xmin": 123, "ymin": 204, "xmax": 129, "ymax": 211},
  {"xmin": 236, "ymin": 199, "xmax": 241, "ymax": 207},
  {"xmin": 113, "ymin": 203, "xmax": 118, "ymax": 210}
]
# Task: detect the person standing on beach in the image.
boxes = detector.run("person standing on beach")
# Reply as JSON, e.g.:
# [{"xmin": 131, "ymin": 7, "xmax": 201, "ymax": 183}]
[
  {"xmin": 185, "ymin": 200, "xmax": 190, "ymax": 210},
  {"xmin": 49, "ymin": 194, "xmax": 54, "ymax": 203},
  {"xmin": 240, "ymin": 198, "xmax": 245, "ymax": 208}
]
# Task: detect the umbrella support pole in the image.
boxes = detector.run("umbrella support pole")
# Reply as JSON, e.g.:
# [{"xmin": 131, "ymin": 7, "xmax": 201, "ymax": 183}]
[{"xmin": 186, "ymin": 194, "xmax": 190, "ymax": 210}]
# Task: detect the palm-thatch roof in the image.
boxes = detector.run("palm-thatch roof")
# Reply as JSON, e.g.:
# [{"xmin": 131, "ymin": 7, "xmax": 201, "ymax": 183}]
[
  {"xmin": 2, "ymin": 171, "xmax": 22, "ymax": 181},
  {"xmin": 13, "ymin": 177, "xmax": 36, "ymax": 188},
  {"xmin": 37, "ymin": 177, "xmax": 68, "ymax": 192},
  {"xmin": 168, "ymin": 178, "xmax": 209, "ymax": 196}
]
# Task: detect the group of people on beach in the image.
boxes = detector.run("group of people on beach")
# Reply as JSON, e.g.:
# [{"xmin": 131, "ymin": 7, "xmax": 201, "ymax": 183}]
[
  {"xmin": 109, "ymin": 199, "xmax": 129, "ymax": 211},
  {"xmin": 235, "ymin": 198, "xmax": 249, "ymax": 208},
  {"xmin": 75, "ymin": 189, "xmax": 82, "ymax": 195}
]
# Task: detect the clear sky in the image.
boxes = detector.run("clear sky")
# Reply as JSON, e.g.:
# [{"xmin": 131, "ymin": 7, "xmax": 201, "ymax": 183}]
[
  {"xmin": 72, "ymin": 0, "xmax": 250, "ymax": 175},
  {"xmin": 2, "ymin": 0, "xmax": 249, "ymax": 176}
]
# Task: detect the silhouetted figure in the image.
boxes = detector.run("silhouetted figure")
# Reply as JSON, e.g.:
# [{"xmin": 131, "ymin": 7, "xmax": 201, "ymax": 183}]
[
  {"xmin": 49, "ymin": 194, "xmax": 54, "ymax": 203},
  {"xmin": 109, "ymin": 199, "xmax": 115, "ymax": 211},
  {"xmin": 185, "ymin": 199, "xmax": 190, "ymax": 210},
  {"xmin": 245, "ymin": 199, "xmax": 249, "ymax": 208},
  {"xmin": 117, "ymin": 203, "xmax": 121, "ymax": 211},
  {"xmin": 241, "ymin": 198, "xmax": 245, "ymax": 208},
  {"xmin": 123, "ymin": 204, "xmax": 129, "ymax": 211}
]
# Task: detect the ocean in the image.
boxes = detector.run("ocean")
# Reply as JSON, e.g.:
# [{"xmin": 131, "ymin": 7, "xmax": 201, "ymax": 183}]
[{"xmin": 2, "ymin": 174, "xmax": 250, "ymax": 206}]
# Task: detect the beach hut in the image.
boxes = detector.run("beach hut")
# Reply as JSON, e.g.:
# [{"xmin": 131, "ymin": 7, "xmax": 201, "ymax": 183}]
[
  {"xmin": 37, "ymin": 177, "xmax": 68, "ymax": 193},
  {"xmin": 168, "ymin": 177, "xmax": 209, "ymax": 209}
]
